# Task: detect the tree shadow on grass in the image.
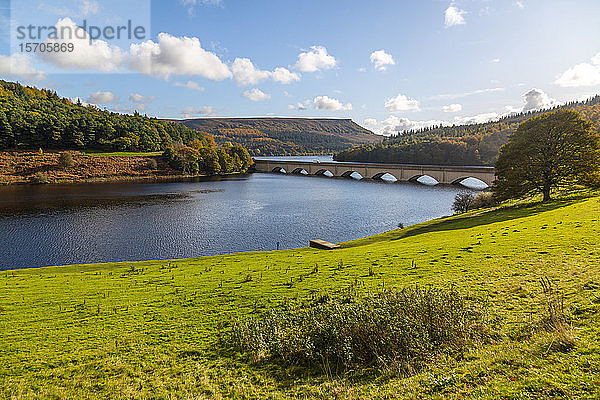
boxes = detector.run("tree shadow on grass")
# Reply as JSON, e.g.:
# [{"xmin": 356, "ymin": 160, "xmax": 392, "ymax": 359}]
[
  {"xmin": 394, "ymin": 194, "xmax": 594, "ymax": 241},
  {"xmin": 342, "ymin": 192, "xmax": 597, "ymax": 248}
]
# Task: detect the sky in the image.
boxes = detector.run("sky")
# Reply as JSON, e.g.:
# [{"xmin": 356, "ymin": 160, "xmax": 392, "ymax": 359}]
[{"xmin": 1, "ymin": 0, "xmax": 600, "ymax": 135}]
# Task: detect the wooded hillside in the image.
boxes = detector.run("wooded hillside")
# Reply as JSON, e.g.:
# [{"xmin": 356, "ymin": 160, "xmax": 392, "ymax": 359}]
[
  {"xmin": 335, "ymin": 96, "xmax": 600, "ymax": 166},
  {"xmin": 0, "ymin": 80, "xmax": 214, "ymax": 152},
  {"xmin": 179, "ymin": 117, "xmax": 381, "ymax": 156}
]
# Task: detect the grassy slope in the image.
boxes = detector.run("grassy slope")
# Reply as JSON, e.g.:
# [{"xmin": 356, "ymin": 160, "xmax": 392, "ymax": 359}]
[{"xmin": 1, "ymin": 193, "xmax": 600, "ymax": 399}]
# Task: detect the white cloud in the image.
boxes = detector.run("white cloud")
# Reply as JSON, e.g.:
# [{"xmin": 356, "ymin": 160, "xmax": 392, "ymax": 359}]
[
  {"xmin": 384, "ymin": 93, "xmax": 420, "ymax": 112},
  {"xmin": 242, "ymin": 88, "xmax": 271, "ymax": 102},
  {"xmin": 0, "ymin": 54, "xmax": 46, "ymax": 81},
  {"xmin": 366, "ymin": 88, "xmax": 559, "ymax": 137},
  {"xmin": 271, "ymin": 67, "xmax": 300, "ymax": 84},
  {"xmin": 129, "ymin": 93, "xmax": 155, "ymax": 103},
  {"xmin": 232, "ymin": 58, "xmax": 271, "ymax": 86},
  {"xmin": 69, "ymin": 97, "xmax": 92, "ymax": 107},
  {"xmin": 516, "ymin": 1, "xmax": 525, "ymax": 9},
  {"xmin": 555, "ymin": 52, "xmax": 600, "ymax": 87},
  {"xmin": 33, "ymin": 19, "xmax": 233, "ymax": 80},
  {"xmin": 445, "ymin": 5, "xmax": 466, "ymax": 27},
  {"xmin": 431, "ymin": 87, "xmax": 504, "ymax": 100},
  {"xmin": 130, "ymin": 33, "xmax": 232, "ymax": 80},
  {"xmin": 521, "ymin": 88, "xmax": 557, "ymax": 112},
  {"xmin": 181, "ymin": 0, "xmax": 223, "ymax": 6},
  {"xmin": 174, "ymin": 80, "xmax": 205, "ymax": 91},
  {"xmin": 442, "ymin": 103, "xmax": 462, "ymax": 113},
  {"xmin": 497, "ymin": 89, "xmax": 557, "ymax": 115},
  {"xmin": 112, "ymin": 104, "xmax": 148, "ymax": 114},
  {"xmin": 88, "ymin": 91, "xmax": 117, "ymax": 104},
  {"xmin": 491, "ymin": 58, "xmax": 501, "ymax": 63},
  {"xmin": 313, "ymin": 95, "xmax": 352, "ymax": 111},
  {"xmin": 80, "ymin": 0, "xmax": 99, "ymax": 16},
  {"xmin": 365, "ymin": 112, "xmax": 505, "ymax": 136},
  {"xmin": 288, "ymin": 101, "xmax": 309, "ymax": 111},
  {"xmin": 180, "ymin": 0, "xmax": 223, "ymax": 14},
  {"xmin": 181, "ymin": 106, "xmax": 216, "ymax": 118},
  {"xmin": 295, "ymin": 46, "xmax": 337, "ymax": 72},
  {"xmin": 370, "ymin": 50, "xmax": 395, "ymax": 71},
  {"xmin": 39, "ymin": 18, "xmax": 126, "ymax": 72},
  {"xmin": 454, "ymin": 112, "xmax": 499, "ymax": 125},
  {"xmin": 364, "ymin": 116, "xmax": 444, "ymax": 136},
  {"xmin": 232, "ymin": 59, "xmax": 300, "ymax": 86}
]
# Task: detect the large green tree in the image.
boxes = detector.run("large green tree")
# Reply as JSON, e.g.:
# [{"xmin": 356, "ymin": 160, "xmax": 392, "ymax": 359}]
[{"xmin": 494, "ymin": 110, "xmax": 600, "ymax": 201}]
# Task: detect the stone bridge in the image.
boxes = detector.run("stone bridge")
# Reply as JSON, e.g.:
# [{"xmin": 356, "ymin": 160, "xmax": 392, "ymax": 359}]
[{"xmin": 252, "ymin": 159, "xmax": 496, "ymax": 186}]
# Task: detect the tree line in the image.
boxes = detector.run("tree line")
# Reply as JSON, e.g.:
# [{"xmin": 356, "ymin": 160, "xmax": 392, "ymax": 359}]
[
  {"xmin": 0, "ymin": 80, "xmax": 254, "ymax": 175},
  {"xmin": 335, "ymin": 96, "xmax": 600, "ymax": 166},
  {"xmin": 0, "ymin": 80, "xmax": 214, "ymax": 152}
]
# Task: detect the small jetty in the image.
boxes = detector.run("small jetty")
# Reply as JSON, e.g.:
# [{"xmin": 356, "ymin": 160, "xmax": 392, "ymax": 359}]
[{"xmin": 310, "ymin": 239, "xmax": 341, "ymax": 250}]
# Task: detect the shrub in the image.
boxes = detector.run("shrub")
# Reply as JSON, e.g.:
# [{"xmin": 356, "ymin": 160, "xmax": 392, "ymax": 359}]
[
  {"xmin": 452, "ymin": 192, "xmax": 474, "ymax": 213},
  {"xmin": 231, "ymin": 287, "xmax": 490, "ymax": 376},
  {"xmin": 470, "ymin": 191, "xmax": 497, "ymax": 210},
  {"xmin": 58, "ymin": 152, "xmax": 74, "ymax": 169},
  {"xmin": 30, "ymin": 172, "xmax": 49, "ymax": 184},
  {"xmin": 147, "ymin": 158, "xmax": 158, "ymax": 170}
]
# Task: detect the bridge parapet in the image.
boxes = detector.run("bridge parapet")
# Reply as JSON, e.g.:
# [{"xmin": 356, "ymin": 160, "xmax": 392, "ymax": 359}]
[{"xmin": 253, "ymin": 159, "xmax": 496, "ymax": 186}]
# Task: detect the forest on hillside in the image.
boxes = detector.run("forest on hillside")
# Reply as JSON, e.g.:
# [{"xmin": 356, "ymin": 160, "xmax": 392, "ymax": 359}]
[
  {"xmin": 180, "ymin": 118, "xmax": 381, "ymax": 156},
  {"xmin": 335, "ymin": 96, "xmax": 600, "ymax": 166},
  {"xmin": 0, "ymin": 80, "xmax": 214, "ymax": 152}
]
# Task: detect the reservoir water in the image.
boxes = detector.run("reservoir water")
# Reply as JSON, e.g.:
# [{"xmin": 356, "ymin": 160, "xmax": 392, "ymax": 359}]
[{"xmin": 0, "ymin": 157, "xmax": 476, "ymax": 270}]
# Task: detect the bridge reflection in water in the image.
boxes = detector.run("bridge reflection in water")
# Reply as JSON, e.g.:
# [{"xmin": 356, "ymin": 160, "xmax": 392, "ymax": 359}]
[{"xmin": 252, "ymin": 159, "xmax": 496, "ymax": 187}]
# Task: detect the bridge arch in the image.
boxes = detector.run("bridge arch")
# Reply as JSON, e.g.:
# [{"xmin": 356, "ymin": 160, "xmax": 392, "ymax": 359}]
[
  {"xmin": 372, "ymin": 172, "xmax": 398, "ymax": 182},
  {"xmin": 451, "ymin": 177, "xmax": 489, "ymax": 189},
  {"xmin": 315, "ymin": 169, "xmax": 334, "ymax": 177},
  {"xmin": 341, "ymin": 170, "xmax": 364, "ymax": 179},
  {"xmin": 409, "ymin": 174, "xmax": 439, "ymax": 185},
  {"xmin": 292, "ymin": 168, "xmax": 309, "ymax": 175},
  {"xmin": 272, "ymin": 167, "xmax": 287, "ymax": 174}
]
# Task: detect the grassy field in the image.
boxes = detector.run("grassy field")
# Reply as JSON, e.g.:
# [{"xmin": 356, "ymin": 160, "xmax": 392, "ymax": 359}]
[{"xmin": 1, "ymin": 191, "xmax": 599, "ymax": 399}]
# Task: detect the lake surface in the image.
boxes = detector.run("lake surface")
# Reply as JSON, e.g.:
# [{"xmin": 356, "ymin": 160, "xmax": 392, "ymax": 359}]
[{"xmin": 0, "ymin": 160, "xmax": 473, "ymax": 270}]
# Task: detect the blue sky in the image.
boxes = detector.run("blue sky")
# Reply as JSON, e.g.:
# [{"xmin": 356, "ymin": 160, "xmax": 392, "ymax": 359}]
[{"xmin": 2, "ymin": 0, "xmax": 600, "ymax": 135}]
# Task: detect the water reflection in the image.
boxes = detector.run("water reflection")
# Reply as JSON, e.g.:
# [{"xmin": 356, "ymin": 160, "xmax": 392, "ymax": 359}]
[{"xmin": 0, "ymin": 172, "xmax": 470, "ymax": 270}]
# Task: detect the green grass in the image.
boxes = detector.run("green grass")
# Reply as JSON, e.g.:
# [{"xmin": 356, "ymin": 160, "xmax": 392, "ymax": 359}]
[
  {"xmin": 1, "ymin": 191, "xmax": 600, "ymax": 399},
  {"xmin": 82, "ymin": 151, "xmax": 162, "ymax": 157}
]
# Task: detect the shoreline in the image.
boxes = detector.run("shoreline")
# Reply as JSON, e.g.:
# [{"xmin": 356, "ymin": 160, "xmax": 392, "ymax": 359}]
[
  {"xmin": 0, "ymin": 205, "xmax": 460, "ymax": 272},
  {"xmin": 0, "ymin": 150, "xmax": 251, "ymax": 186},
  {"xmin": 0, "ymin": 171, "xmax": 249, "ymax": 187}
]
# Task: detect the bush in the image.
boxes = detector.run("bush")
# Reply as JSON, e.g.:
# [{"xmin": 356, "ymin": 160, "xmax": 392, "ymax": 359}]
[
  {"xmin": 452, "ymin": 192, "xmax": 474, "ymax": 213},
  {"xmin": 231, "ymin": 287, "xmax": 490, "ymax": 376},
  {"xmin": 30, "ymin": 172, "xmax": 49, "ymax": 184},
  {"xmin": 58, "ymin": 152, "xmax": 74, "ymax": 169},
  {"xmin": 470, "ymin": 191, "xmax": 497, "ymax": 210},
  {"xmin": 147, "ymin": 158, "xmax": 158, "ymax": 170}
]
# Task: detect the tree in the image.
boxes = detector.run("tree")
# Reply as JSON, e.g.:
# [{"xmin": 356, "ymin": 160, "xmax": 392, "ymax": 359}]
[
  {"xmin": 452, "ymin": 192, "xmax": 474, "ymax": 213},
  {"xmin": 58, "ymin": 152, "xmax": 74, "ymax": 169},
  {"xmin": 493, "ymin": 110, "xmax": 600, "ymax": 201}
]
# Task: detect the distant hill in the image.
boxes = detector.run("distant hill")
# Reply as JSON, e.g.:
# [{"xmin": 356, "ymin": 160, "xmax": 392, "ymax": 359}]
[
  {"xmin": 178, "ymin": 118, "xmax": 381, "ymax": 156},
  {"xmin": 335, "ymin": 95, "xmax": 600, "ymax": 166}
]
